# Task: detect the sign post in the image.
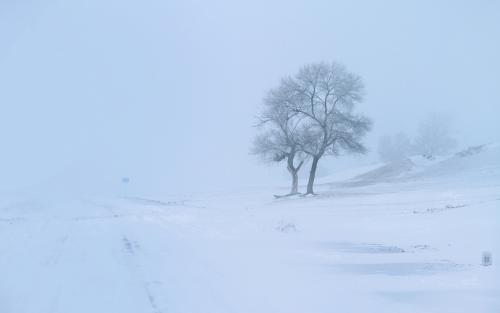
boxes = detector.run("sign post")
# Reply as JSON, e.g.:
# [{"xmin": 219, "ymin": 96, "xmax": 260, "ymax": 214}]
[{"xmin": 121, "ymin": 177, "xmax": 130, "ymax": 198}]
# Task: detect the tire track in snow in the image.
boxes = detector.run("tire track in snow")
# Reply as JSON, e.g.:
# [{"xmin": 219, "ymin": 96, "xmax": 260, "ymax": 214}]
[
  {"xmin": 81, "ymin": 198, "xmax": 166, "ymax": 313},
  {"xmin": 121, "ymin": 235, "xmax": 167, "ymax": 313}
]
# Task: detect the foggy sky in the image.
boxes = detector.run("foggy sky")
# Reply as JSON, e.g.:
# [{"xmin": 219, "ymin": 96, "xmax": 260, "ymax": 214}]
[{"xmin": 1, "ymin": 0, "xmax": 499, "ymax": 196}]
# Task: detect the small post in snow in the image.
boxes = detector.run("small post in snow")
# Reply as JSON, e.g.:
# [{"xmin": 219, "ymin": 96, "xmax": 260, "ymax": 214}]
[{"xmin": 482, "ymin": 251, "xmax": 492, "ymax": 266}]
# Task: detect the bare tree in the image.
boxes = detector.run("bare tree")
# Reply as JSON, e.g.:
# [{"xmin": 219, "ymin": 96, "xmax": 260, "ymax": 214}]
[
  {"xmin": 252, "ymin": 85, "xmax": 306, "ymax": 195},
  {"xmin": 413, "ymin": 113, "xmax": 456, "ymax": 158},
  {"xmin": 378, "ymin": 132, "xmax": 412, "ymax": 163},
  {"xmin": 284, "ymin": 62, "xmax": 372, "ymax": 194}
]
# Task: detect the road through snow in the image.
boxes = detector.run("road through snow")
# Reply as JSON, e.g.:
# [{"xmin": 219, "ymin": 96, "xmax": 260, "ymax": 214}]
[{"xmin": 0, "ymin": 198, "xmax": 235, "ymax": 313}]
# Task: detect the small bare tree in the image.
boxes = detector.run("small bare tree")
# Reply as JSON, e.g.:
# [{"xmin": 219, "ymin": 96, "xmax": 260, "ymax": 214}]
[
  {"xmin": 252, "ymin": 85, "xmax": 306, "ymax": 195},
  {"xmin": 284, "ymin": 62, "xmax": 372, "ymax": 194},
  {"xmin": 378, "ymin": 132, "xmax": 412, "ymax": 163},
  {"xmin": 413, "ymin": 113, "xmax": 456, "ymax": 158}
]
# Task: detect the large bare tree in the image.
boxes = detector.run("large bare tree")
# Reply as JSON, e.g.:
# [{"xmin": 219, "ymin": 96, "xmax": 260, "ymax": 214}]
[
  {"xmin": 252, "ymin": 84, "xmax": 306, "ymax": 195},
  {"xmin": 284, "ymin": 62, "xmax": 372, "ymax": 194}
]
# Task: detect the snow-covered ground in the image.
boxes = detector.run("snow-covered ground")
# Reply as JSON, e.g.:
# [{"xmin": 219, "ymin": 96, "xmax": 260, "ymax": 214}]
[{"xmin": 1, "ymin": 145, "xmax": 499, "ymax": 313}]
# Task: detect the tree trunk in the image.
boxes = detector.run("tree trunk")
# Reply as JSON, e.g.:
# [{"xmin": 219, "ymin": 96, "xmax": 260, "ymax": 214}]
[
  {"xmin": 290, "ymin": 169, "xmax": 299, "ymax": 194},
  {"xmin": 287, "ymin": 154, "xmax": 300, "ymax": 195},
  {"xmin": 306, "ymin": 155, "xmax": 320, "ymax": 195}
]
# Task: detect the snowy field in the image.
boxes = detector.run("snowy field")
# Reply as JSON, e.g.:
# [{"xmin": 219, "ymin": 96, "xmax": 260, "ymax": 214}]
[{"xmin": 1, "ymin": 145, "xmax": 499, "ymax": 313}]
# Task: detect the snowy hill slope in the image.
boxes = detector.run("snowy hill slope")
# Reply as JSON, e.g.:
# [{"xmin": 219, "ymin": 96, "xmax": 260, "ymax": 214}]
[
  {"xmin": 409, "ymin": 144, "xmax": 500, "ymax": 182},
  {"xmin": 333, "ymin": 143, "xmax": 500, "ymax": 188}
]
